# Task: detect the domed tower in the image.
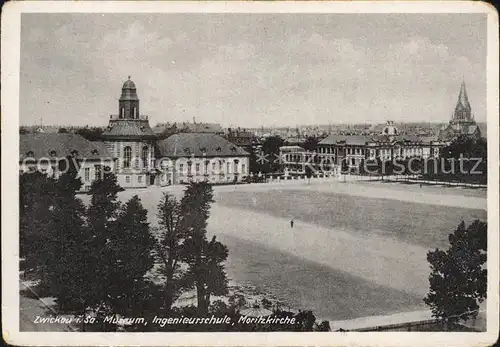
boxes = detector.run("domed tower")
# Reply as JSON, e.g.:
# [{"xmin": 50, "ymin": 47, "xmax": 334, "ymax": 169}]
[
  {"xmin": 102, "ymin": 77, "xmax": 157, "ymax": 189},
  {"xmin": 381, "ymin": 121, "xmax": 399, "ymax": 136},
  {"xmin": 119, "ymin": 77, "xmax": 140, "ymax": 119}
]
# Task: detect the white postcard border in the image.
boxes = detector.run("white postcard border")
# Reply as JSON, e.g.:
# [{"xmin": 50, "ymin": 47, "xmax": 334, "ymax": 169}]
[{"xmin": 2, "ymin": 2, "xmax": 499, "ymax": 346}]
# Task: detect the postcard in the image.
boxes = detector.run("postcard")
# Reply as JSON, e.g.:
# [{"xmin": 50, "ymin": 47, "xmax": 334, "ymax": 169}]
[{"xmin": 2, "ymin": 1, "xmax": 498, "ymax": 346}]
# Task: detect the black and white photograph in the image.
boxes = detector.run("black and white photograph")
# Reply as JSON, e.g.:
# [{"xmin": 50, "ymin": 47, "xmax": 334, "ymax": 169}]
[{"xmin": 2, "ymin": 1, "xmax": 499, "ymax": 346}]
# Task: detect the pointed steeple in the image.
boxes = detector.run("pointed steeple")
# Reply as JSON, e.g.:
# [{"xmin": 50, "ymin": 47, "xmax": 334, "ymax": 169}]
[
  {"xmin": 453, "ymin": 80, "xmax": 472, "ymax": 122},
  {"xmin": 457, "ymin": 80, "xmax": 471, "ymax": 109}
]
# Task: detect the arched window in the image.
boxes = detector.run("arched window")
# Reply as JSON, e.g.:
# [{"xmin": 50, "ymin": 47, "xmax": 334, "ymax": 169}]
[
  {"xmin": 123, "ymin": 146, "xmax": 132, "ymax": 168},
  {"xmin": 141, "ymin": 146, "xmax": 149, "ymax": 169},
  {"xmin": 133, "ymin": 107, "xmax": 137, "ymax": 119}
]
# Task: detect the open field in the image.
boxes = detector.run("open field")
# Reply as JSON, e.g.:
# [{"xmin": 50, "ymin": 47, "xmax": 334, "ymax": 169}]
[{"xmin": 108, "ymin": 180, "xmax": 486, "ymax": 321}]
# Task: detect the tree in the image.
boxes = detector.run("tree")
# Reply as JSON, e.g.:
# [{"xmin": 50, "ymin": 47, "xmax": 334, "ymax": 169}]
[
  {"xmin": 305, "ymin": 165, "xmax": 313, "ymax": 184},
  {"xmin": 19, "ymin": 172, "xmax": 58, "ymax": 278},
  {"xmin": 155, "ymin": 193, "xmax": 186, "ymax": 315},
  {"xmin": 47, "ymin": 168, "xmax": 91, "ymax": 312},
  {"xmin": 340, "ymin": 157, "xmax": 349, "ymax": 174},
  {"xmin": 75, "ymin": 127, "xmax": 104, "ymax": 141},
  {"xmin": 424, "ymin": 220, "xmax": 487, "ymax": 329},
  {"xmin": 303, "ymin": 136, "xmax": 319, "ymax": 152},
  {"xmin": 261, "ymin": 136, "xmax": 284, "ymax": 173},
  {"xmin": 85, "ymin": 172, "xmax": 125, "ymax": 315},
  {"xmin": 106, "ymin": 195, "xmax": 155, "ymax": 317},
  {"xmin": 180, "ymin": 182, "xmax": 229, "ymax": 315},
  {"xmin": 58, "ymin": 127, "xmax": 68, "ymax": 133}
]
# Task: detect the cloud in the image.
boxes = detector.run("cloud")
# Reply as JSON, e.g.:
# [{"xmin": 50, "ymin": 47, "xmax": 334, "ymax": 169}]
[{"xmin": 19, "ymin": 15, "xmax": 487, "ymax": 127}]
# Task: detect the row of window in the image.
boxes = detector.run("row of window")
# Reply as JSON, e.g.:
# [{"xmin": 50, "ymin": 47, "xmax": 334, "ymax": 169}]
[
  {"xmin": 122, "ymin": 146, "xmax": 149, "ymax": 169},
  {"xmin": 178, "ymin": 162, "xmax": 246, "ymax": 176},
  {"xmin": 119, "ymin": 106, "xmax": 139, "ymax": 119},
  {"xmin": 83, "ymin": 166, "xmax": 103, "ymax": 182},
  {"xmin": 124, "ymin": 175, "xmax": 144, "ymax": 184}
]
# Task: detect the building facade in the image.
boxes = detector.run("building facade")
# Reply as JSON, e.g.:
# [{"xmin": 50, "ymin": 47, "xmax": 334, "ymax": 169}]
[
  {"xmin": 280, "ymin": 122, "xmax": 447, "ymax": 174},
  {"xmin": 101, "ymin": 77, "xmax": 157, "ymax": 188}
]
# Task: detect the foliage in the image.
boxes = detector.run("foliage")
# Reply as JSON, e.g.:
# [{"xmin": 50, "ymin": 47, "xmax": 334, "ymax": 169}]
[
  {"xmin": 155, "ymin": 193, "xmax": 186, "ymax": 314},
  {"xmin": 20, "ymin": 172, "xmax": 57, "ymax": 275},
  {"xmin": 75, "ymin": 127, "xmax": 104, "ymax": 141},
  {"xmin": 424, "ymin": 220, "xmax": 487, "ymax": 326},
  {"xmin": 180, "ymin": 182, "xmax": 229, "ymax": 315},
  {"xmin": 423, "ymin": 136, "xmax": 487, "ymax": 184},
  {"xmin": 107, "ymin": 195, "xmax": 155, "ymax": 316},
  {"xmin": 303, "ymin": 136, "xmax": 319, "ymax": 152},
  {"xmin": 258, "ymin": 136, "xmax": 284, "ymax": 173},
  {"xmin": 85, "ymin": 172, "xmax": 125, "ymax": 311}
]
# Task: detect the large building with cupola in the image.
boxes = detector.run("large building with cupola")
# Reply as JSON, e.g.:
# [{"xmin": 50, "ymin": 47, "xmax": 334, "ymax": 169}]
[{"xmin": 20, "ymin": 77, "xmax": 250, "ymax": 190}]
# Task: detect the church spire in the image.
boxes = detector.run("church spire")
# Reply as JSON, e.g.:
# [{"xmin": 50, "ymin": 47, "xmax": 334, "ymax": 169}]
[{"xmin": 453, "ymin": 80, "xmax": 472, "ymax": 122}]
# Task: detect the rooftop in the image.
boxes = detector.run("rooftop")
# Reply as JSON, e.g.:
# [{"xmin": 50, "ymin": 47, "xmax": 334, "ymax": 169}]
[
  {"xmin": 156, "ymin": 133, "xmax": 249, "ymax": 158},
  {"xmin": 20, "ymin": 133, "xmax": 113, "ymax": 161}
]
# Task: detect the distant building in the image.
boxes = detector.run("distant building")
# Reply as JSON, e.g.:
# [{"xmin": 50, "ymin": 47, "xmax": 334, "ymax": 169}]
[
  {"xmin": 439, "ymin": 81, "xmax": 482, "ymax": 141},
  {"xmin": 224, "ymin": 127, "xmax": 261, "ymax": 154},
  {"xmin": 19, "ymin": 133, "xmax": 115, "ymax": 191},
  {"xmin": 156, "ymin": 133, "xmax": 250, "ymax": 185},
  {"xmin": 280, "ymin": 121, "xmax": 447, "ymax": 174},
  {"xmin": 317, "ymin": 122, "xmax": 445, "ymax": 171},
  {"xmin": 153, "ymin": 121, "xmax": 224, "ymax": 136}
]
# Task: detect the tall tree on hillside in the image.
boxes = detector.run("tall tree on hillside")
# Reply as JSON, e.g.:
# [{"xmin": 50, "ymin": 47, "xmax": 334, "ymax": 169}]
[
  {"xmin": 424, "ymin": 220, "xmax": 487, "ymax": 329},
  {"xmin": 107, "ymin": 195, "xmax": 155, "ymax": 317},
  {"xmin": 180, "ymin": 182, "xmax": 229, "ymax": 315},
  {"xmin": 155, "ymin": 193, "xmax": 186, "ymax": 315}
]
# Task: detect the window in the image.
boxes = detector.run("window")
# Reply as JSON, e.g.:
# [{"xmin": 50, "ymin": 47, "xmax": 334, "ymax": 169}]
[
  {"xmin": 138, "ymin": 175, "xmax": 143, "ymax": 183},
  {"xmin": 121, "ymin": 108, "xmax": 125, "ymax": 118},
  {"xmin": 84, "ymin": 168, "xmax": 90, "ymax": 182},
  {"xmin": 94, "ymin": 165, "xmax": 102, "ymax": 180},
  {"xmin": 26, "ymin": 151, "xmax": 34, "ymax": 158},
  {"xmin": 242, "ymin": 164, "xmax": 246, "ymax": 173},
  {"xmin": 212, "ymin": 162, "xmax": 216, "ymax": 172},
  {"xmin": 226, "ymin": 162, "xmax": 230, "ymax": 174},
  {"xmin": 196, "ymin": 163, "xmax": 200, "ymax": 174},
  {"xmin": 133, "ymin": 107, "xmax": 137, "ymax": 119},
  {"xmin": 141, "ymin": 146, "xmax": 149, "ymax": 169},
  {"xmin": 49, "ymin": 150, "xmax": 57, "ymax": 157},
  {"xmin": 179, "ymin": 164, "xmax": 184, "ymax": 176},
  {"xmin": 233, "ymin": 161, "xmax": 238, "ymax": 173},
  {"xmin": 123, "ymin": 146, "xmax": 132, "ymax": 168},
  {"xmin": 125, "ymin": 176, "xmax": 130, "ymax": 183}
]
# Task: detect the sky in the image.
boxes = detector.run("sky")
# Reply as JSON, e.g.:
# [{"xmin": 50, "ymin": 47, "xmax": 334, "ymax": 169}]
[{"xmin": 20, "ymin": 13, "xmax": 487, "ymax": 128}]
